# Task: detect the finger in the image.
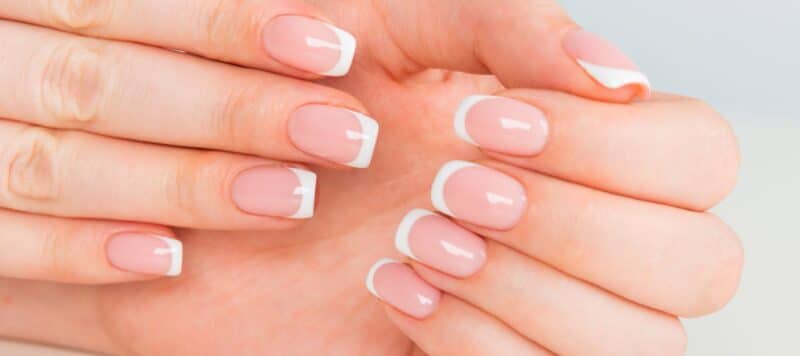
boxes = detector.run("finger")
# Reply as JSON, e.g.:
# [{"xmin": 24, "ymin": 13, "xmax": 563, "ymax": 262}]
[
  {"xmin": 0, "ymin": 278, "xmax": 115, "ymax": 353},
  {"xmin": 0, "ymin": 208, "xmax": 181, "ymax": 284},
  {"xmin": 378, "ymin": 0, "xmax": 649, "ymax": 102},
  {"xmin": 451, "ymin": 90, "xmax": 740, "ymax": 211},
  {"xmin": 412, "ymin": 243, "xmax": 688, "ymax": 356},
  {"xmin": 0, "ymin": 0, "xmax": 357, "ymax": 78},
  {"xmin": 0, "ymin": 121, "xmax": 317, "ymax": 230},
  {"xmin": 0, "ymin": 21, "xmax": 378, "ymax": 169},
  {"xmin": 384, "ymin": 294, "xmax": 553, "ymax": 356},
  {"xmin": 423, "ymin": 161, "xmax": 743, "ymax": 317}
]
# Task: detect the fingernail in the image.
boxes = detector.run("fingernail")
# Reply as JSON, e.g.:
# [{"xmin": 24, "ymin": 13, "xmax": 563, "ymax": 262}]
[
  {"xmin": 106, "ymin": 233, "xmax": 182, "ymax": 277},
  {"xmin": 231, "ymin": 166, "xmax": 317, "ymax": 219},
  {"xmin": 454, "ymin": 95, "xmax": 549, "ymax": 156},
  {"xmin": 431, "ymin": 161, "xmax": 527, "ymax": 230},
  {"xmin": 262, "ymin": 15, "xmax": 356, "ymax": 77},
  {"xmin": 396, "ymin": 209, "xmax": 487, "ymax": 278},
  {"xmin": 288, "ymin": 105, "xmax": 379, "ymax": 168},
  {"xmin": 563, "ymin": 29, "xmax": 650, "ymax": 95},
  {"xmin": 365, "ymin": 259, "xmax": 441, "ymax": 319}
]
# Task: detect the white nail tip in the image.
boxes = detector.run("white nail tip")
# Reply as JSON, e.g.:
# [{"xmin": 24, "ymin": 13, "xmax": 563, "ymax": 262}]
[
  {"xmin": 154, "ymin": 237, "xmax": 183, "ymax": 277},
  {"xmin": 395, "ymin": 209, "xmax": 436, "ymax": 261},
  {"xmin": 431, "ymin": 160, "xmax": 478, "ymax": 217},
  {"xmin": 365, "ymin": 258, "xmax": 400, "ymax": 299},
  {"xmin": 347, "ymin": 111, "xmax": 379, "ymax": 168},
  {"xmin": 577, "ymin": 60, "xmax": 651, "ymax": 90},
  {"xmin": 453, "ymin": 95, "xmax": 493, "ymax": 146},
  {"xmin": 319, "ymin": 23, "xmax": 357, "ymax": 77},
  {"xmin": 288, "ymin": 168, "xmax": 317, "ymax": 219}
]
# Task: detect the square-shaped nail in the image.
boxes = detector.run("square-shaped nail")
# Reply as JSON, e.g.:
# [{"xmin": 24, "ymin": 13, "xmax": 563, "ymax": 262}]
[
  {"xmin": 563, "ymin": 29, "xmax": 650, "ymax": 94},
  {"xmin": 106, "ymin": 233, "xmax": 183, "ymax": 277},
  {"xmin": 366, "ymin": 259, "xmax": 441, "ymax": 319},
  {"xmin": 396, "ymin": 209, "xmax": 487, "ymax": 278},
  {"xmin": 431, "ymin": 161, "xmax": 527, "ymax": 230},
  {"xmin": 455, "ymin": 95, "xmax": 549, "ymax": 156},
  {"xmin": 231, "ymin": 166, "xmax": 316, "ymax": 219},
  {"xmin": 262, "ymin": 15, "xmax": 356, "ymax": 77},
  {"xmin": 288, "ymin": 105, "xmax": 379, "ymax": 168}
]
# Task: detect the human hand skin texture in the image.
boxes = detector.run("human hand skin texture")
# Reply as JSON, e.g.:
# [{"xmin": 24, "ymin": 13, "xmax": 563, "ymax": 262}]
[{"xmin": 0, "ymin": 0, "xmax": 741, "ymax": 355}]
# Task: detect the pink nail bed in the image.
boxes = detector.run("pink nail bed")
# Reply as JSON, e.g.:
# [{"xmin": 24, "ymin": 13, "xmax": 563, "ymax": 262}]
[
  {"xmin": 454, "ymin": 95, "xmax": 549, "ymax": 156},
  {"xmin": 288, "ymin": 105, "xmax": 379, "ymax": 168},
  {"xmin": 231, "ymin": 166, "xmax": 317, "ymax": 219},
  {"xmin": 366, "ymin": 259, "xmax": 441, "ymax": 319},
  {"xmin": 106, "ymin": 233, "xmax": 182, "ymax": 276},
  {"xmin": 262, "ymin": 15, "xmax": 356, "ymax": 77},
  {"xmin": 431, "ymin": 161, "xmax": 527, "ymax": 230},
  {"xmin": 563, "ymin": 29, "xmax": 650, "ymax": 93},
  {"xmin": 395, "ymin": 209, "xmax": 487, "ymax": 278}
]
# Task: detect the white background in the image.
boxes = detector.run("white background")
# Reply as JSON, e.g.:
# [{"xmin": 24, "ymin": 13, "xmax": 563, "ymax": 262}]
[{"xmin": 2, "ymin": 1, "xmax": 799, "ymax": 354}]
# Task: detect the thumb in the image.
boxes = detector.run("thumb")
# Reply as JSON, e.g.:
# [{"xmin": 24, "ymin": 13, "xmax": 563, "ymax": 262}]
[{"xmin": 377, "ymin": 0, "xmax": 650, "ymax": 102}]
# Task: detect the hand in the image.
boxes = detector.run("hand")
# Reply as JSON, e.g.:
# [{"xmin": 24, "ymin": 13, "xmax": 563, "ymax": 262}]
[
  {"xmin": 0, "ymin": 1, "xmax": 380, "ymax": 283},
  {"xmin": 0, "ymin": 0, "xmax": 741, "ymax": 355}
]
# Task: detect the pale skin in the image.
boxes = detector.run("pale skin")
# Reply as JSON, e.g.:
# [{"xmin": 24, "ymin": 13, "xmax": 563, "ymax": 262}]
[{"xmin": 0, "ymin": 0, "xmax": 742, "ymax": 355}]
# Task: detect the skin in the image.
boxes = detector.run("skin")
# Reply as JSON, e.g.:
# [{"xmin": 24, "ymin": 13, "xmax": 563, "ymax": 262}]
[{"xmin": 0, "ymin": 0, "xmax": 742, "ymax": 355}]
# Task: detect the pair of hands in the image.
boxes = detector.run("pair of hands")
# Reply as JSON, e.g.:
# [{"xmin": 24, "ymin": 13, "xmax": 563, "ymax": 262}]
[{"xmin": 0, "ymin": 0, "xmax": 743, "ymax": 355}]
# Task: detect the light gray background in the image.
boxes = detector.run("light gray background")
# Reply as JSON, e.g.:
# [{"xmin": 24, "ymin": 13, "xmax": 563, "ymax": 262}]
[
  {"xmin": 3, "ymin": 1, "xmax": 799, "ymax": 355},
  {"xmin": 561, "ymin": 0, "xmax": 800, "ymax": 354}
]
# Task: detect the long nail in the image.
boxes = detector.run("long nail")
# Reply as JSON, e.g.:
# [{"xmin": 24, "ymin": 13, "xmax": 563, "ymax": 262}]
[
  {"xmin": 563, "ymin": 29, "xmax": 650, "ymax": 96},
  {"xmin": 365, "ymin": 259, "xmax": 441, "ymax": 319},
  {"xmin": 431, "ymin": 161, "xmax": 527, "ymax": 230},
  {"xmin": 231, "ymin": 166, "xmax": 317, "ymax": 219},
  {"xmin": 262, "ymin": 15, "xmax": 356, "ymax": 77},
  {"xmin": 396, "ymin": 209, "xmax": 487, "ymax": 277},
  {"xmin": 288, "ymin": 105, "xmax": 379, "ymax": 168},
  {"xmin": 454, "ymin": 95, "xmax": 549, "ymax": 156},
  {"xmin": 106, "ymin": 233, "xmax": 183, "ymax": 276}
]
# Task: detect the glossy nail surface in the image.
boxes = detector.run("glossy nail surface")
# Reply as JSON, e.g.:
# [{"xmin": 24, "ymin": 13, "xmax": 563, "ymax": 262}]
[
  {"xmin": 396, "ymin": 209, "xmax": 487, "ymax": 277},
  {"xmin": 231, "ymin": 166, "xmax": 316, "ymax": 219},
  {"xmin": 366, "ymin": 259, "xmax": 441, "ymax": 319},
  {"xmin": 431, "ymin": 161, "xmax": 527, "ymax": 230},
  {"xmin": 106, "ymin": 233, "xmax": 182, "ymax": 276},
  {"xmin": 563, "ymin": 29, "xmax": 650, "ymax": 94},
  {"xmin": 455, "ymin": 95, "xmax": 549, "ymax": 156},
  {"xmin": 288, "ymin": 105, "xmax": 379, "ymax": 168},
  {"xmin": 262, "ymin": 15, "xmax": 356, "ymax": 76}
]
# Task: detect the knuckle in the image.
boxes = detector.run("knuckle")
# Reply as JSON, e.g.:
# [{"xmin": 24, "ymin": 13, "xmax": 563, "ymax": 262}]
[
  {"xmin": 40, "ymin": 40, "xmax": 107, "ymax": 126},
  {"xmin": 200, "ymin": 0, "xmax": 252, "ymax": 60},
  {"xmin": 688, "ymin": 218, "xmax": 745, "ymax": 316},
  {"xmin": 214, "ymin": 83, "xmax": 269, "ymax": 152},
  {"xmin": 656, "ymin": 319, "xmax": 688, "ymax": 356},
  {"xmin": 166, "ymin": 152, "xmax": 230, "ymax": 224},
  {"xmin": 45, "ymin": 0, "xmax": 114, "ymax": 31},
  {"xmin": 39, "ymin": 223, "xmax": 82, "ymax": 282},
  {"xmin": 0, "ymin": 126, "xmax": 61, "ymax": 202}
]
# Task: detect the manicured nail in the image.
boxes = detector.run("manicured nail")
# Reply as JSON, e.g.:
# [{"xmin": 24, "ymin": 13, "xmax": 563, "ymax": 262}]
[
  {"xmin": 106, "ymin": 233, "xmax": 182, "ymax": 277},
  {"xmin": 563, "ymin": 29, "xmax": 650, "ymax": 95},
  {"xmin": 262, "ymin": 15, "xmax": 356, "ymax": 77},
  {"xmin": 395, "ymin": 209, "xmax": 487, "ymax": 278},
  {"xmin": 454, "ymin": 95, "xmax": 549, "ymax": 156},
  {"xmin": 431, "ymin": 161, "xmax": 527, "ymax": 230},
  {"xmin": 288, "ymin": 105, "xmax": 379, "ymax": 168},
  {"xmin": 231, "ymin": 166, "xmax": 316, "ymax": 219},
  {"xmin": 365, "ymin": 259, "xmax": 441, "ymax": 319}
]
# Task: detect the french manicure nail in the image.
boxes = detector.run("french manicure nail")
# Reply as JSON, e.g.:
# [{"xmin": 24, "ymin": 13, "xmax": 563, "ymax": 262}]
[
  {"xmin": 454, "ymin": 95, "xmax": 549, "ymax": 156},
  {"xmin": 563, "ymin": 29, "xmax": 650, "ymax": 94},
  {"xmin": 288, "ymin": 105, "xmax": 379, "ymax": 168},
  {"xmin": 365, "ymin": 259, "xmax": 441, "ymax": 319},
  {"xmin": 431, "ymin": 161, "xmax": 527, "ymax": 230},
  {"xmin": 106, "ymin": 233, "xmax": 182, "ymax": 276},
  {"xmin": 231, "ymin": 166, "xmax": 316, "ymax": 219},
  {"xmin": 396, "ymin": 209, "xmax": 487, "ymax": 278},
  {"xmin": 262, "ymin": 15, "xmax": 356, "ymax": 77}
]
